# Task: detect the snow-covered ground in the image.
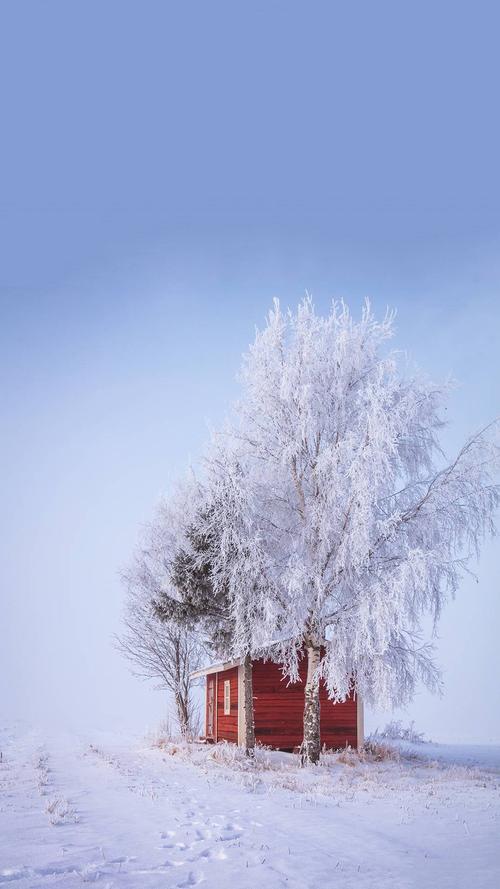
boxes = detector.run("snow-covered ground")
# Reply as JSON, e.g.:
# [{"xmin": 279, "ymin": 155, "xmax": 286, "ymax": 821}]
[{"xmin": 1, "ymin": 724, "xmax": 499, "ymax": 888}]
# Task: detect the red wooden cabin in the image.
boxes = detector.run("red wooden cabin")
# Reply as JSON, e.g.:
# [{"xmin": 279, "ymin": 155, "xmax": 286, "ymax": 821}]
[{"xmin": 192, "ymin": 655, "xmax": 363, "ymax": 751}]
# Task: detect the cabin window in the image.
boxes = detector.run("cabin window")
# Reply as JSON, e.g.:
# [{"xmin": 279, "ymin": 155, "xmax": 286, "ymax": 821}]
[{"xmin": 223, "ymin": 679, "xmax": 231, "ymax": 715}]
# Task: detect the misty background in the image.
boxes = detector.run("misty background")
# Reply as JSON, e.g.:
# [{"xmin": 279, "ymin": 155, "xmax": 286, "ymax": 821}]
[{"xmin": 1, "ymin": 1, "xmax": 499, "ymax": 742}]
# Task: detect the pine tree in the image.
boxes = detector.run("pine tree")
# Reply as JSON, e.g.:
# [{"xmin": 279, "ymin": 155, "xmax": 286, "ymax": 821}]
[{"xmin": 154, "ymin": 489, "xmax": 256, "ymax": 754}]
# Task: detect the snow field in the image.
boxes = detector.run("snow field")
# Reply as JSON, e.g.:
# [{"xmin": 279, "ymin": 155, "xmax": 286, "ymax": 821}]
[{"xmin": 0, "ymin": 724, "xmax": 499, "ymax": 888}]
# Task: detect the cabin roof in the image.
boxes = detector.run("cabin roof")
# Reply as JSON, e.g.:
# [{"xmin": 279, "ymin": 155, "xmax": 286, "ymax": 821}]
[
  {"xmin": 189, "ymin": 638, "xmax": 289, "ymax": 679},
  {"xmin": 190, "ymin": 657, "xmax": 243, "ymax": 679}
]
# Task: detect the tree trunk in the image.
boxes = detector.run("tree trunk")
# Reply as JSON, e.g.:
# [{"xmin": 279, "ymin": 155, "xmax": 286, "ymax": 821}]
[
  {"xmin": 301, "ymin": 642, "xmax": 321, "ymax": 765},
  {"xmin": 243, "ymin": 652, "xmax": 255, "ymax": 756},
  {"xmin": 175, "ymin": 691, "xmax": 190, "ymax": 738}
]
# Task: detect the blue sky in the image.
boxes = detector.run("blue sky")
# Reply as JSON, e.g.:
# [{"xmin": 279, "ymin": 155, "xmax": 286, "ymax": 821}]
[{"xmin": 1, "ymin": 1, "xmax": 499, "ymax": 740}]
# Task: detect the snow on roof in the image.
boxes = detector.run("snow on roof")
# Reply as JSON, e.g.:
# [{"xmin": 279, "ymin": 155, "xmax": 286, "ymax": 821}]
[
  {"xmin": 190, "ymin": 657, "xmax": 243, "ymax": 679},
  {"xmin": 189, "ymin": 639, "xmax": 289, "ymax": 679}
]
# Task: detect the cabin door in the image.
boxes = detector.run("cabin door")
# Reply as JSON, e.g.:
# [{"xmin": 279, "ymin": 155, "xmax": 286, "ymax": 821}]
[{"xmin": 207, "ymin": 678, "xmax": 215, "ymax": 738}]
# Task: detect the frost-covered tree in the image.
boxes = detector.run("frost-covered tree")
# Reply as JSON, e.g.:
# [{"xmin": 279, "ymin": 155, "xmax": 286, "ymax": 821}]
[
  {"xmin": 208, "ymin": 298, "xmax": 499, "ymax": 763},
  {"xmin": 118, "ymin": 495, "xmax": 204, "ymax": 737}
]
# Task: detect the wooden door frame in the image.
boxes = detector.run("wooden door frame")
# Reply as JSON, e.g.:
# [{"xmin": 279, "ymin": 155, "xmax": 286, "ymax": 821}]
[
  {"xmin": 215, "ymin": 672, "xmax": 218, "ymax": 742},
  {"xmin": 207, "ymin": 676, "xmax": 215, "ymax": 740}
]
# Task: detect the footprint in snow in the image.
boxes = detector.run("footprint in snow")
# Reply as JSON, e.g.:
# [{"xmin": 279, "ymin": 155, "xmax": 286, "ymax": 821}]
[
  {"xmin": 0, "ymin": 868, "xmax": 30, "ymax": 884},
  {"xmin": 193, "ymin": 828, "xmax": 211, "ymax": 841},
  {"xmin": 177, "ymin": 870, "xmax": 204, "ymax": 887},
  {"xmin": 194, "ymin": 848, "xmax": 227, "ymax": 862},
  {"xmin": 109, "ymin": 855, "xmax": 136, "ymax": 868},
  {"xmin": 216, "ymin": 822, "xmax": 244, "ymax": 842},
  {"xmin": 0, "ymin": 863, "xmax": 83, "ymax": 885}
]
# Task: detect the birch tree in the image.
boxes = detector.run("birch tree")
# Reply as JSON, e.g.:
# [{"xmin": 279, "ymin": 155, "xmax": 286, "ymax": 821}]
[
  {"xmin": 208, "ymin": 298, "xmax": 499, "ymax": 763},
  {"xmin": 118, "ymin": 491, "xmax": 204, "ymax": 737},
  {"xmin": 116, "ymin": 583, "xmax": 202, "ymax": 736}
]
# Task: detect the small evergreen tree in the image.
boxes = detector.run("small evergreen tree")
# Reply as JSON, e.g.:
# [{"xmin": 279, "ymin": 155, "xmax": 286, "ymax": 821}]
[{"xmin": 154, "ymin": 486, "xmax": 257, "ymax": 754}]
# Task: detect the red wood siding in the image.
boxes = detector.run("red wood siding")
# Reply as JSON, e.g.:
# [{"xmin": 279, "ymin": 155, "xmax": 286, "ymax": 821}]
[
  {"xmin": 215, "ymin": 667, "xmax": 239, "ymax": 743},
  {"xmin": 252, "ymin": 658, "xmax": 357, "ymax": 751}
]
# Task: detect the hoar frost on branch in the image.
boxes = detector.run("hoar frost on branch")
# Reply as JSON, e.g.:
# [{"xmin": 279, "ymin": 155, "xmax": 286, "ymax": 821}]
[
  {"xmin": 117, "ymin": 489, "xmax": 204, "ymax": 737},
  {"xmin": 204, "ymin": 298, "xmax": 499, "ymax": 762}
]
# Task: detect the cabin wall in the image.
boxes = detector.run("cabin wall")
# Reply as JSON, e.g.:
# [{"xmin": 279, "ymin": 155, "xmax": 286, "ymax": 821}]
[
  {"xmin": 215, "ymin": 666, "xmax": 239, "ymax": 743},
  {"xmin": 252, "ymin": 658, "xmax": 357, "ymax": 751}
]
